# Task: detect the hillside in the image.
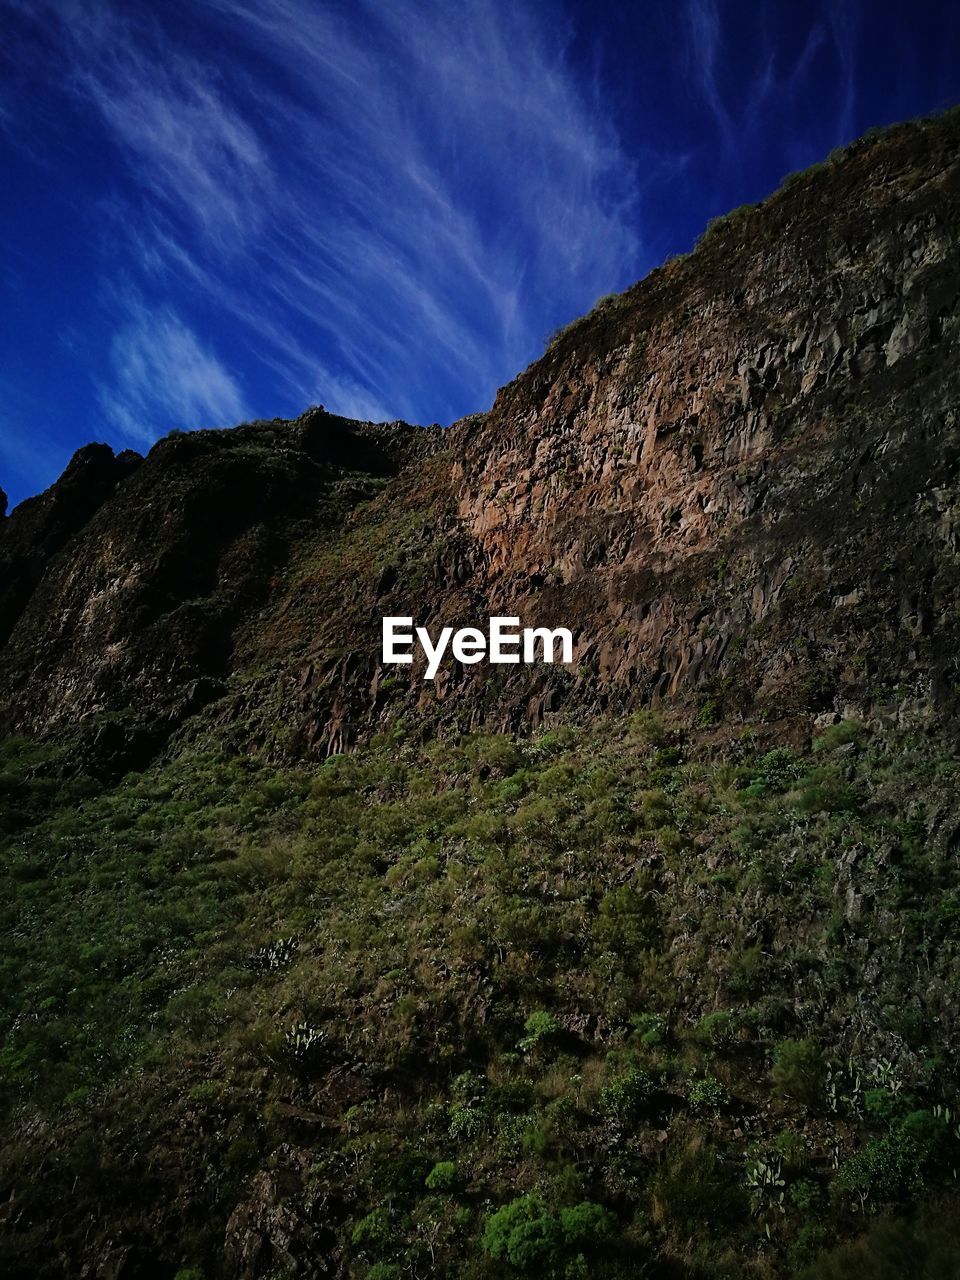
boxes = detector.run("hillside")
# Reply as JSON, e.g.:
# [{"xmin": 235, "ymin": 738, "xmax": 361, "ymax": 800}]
[{"xmin": 2, "ymin": 111, "xmax": 960, "ymax": 1278}]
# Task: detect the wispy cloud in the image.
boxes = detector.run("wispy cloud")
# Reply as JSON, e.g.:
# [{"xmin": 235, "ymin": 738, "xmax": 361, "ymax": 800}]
[
  {"xmin": 98, "ymin": 300, "xmax": 249, "ymax": 445},
  {"xmin": 684, "ymin": 0, "xmax": 734, "ymax": 145},
  {"xmin": 681, "ymin": 0, "xmax": 854, "ymax": 158},
  {"xmin": 24, "ymin": 0, "xmax": 641, "ymax": 434},
  {"xmin": 826, "ymin": 5, "xmax": 860, "ymax": 146},
  {"xmin": 35, "ymin": 0, "xmax": 272, "ymax": 246}
]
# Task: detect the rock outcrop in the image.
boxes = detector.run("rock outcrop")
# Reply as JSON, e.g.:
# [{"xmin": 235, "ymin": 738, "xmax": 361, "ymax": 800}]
[
  {"xmin": 0, "ymin": 414, "xmax": 434, "ymax": 765},
  {"xmin": 0, "ymin": 443, "xmax": 141, "ymax": 647}
]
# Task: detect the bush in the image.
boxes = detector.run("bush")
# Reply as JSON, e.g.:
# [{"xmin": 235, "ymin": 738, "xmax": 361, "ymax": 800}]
[
  {"xmin": 630, "ymin": 1012, "xmax": 666, "ymax": 1046},
  {"xmin": 771, "ymin": 1039, "xmax": 825, "ymax": 1106},
  {"xmin": 449, "ymin": 1104, "xmax": 485, "ymax": 1140},
  {"xmin": 698, "ymin": 697, "xmax": 723, "ymax": 727},
  {"xmin": 749, "ymin": 747, "xmax": 803, "ymax": 792},
  {"xmin": 797, "ymin": 1211, "xmax": 960, "ymax": 1279},
  {"xmin": 794, "ymin": 772, "xmax": 860, "ymax": 814},
  {"xmin": 352, "ymin": 1209, "xmax": 393, "ymax": 1249},
  {"xmin": 594, "ymin": 883, "xmax": 659, "ymax": 953},
  {"xmin": 366, "ymin": 1265, "xmax": 402, "ymax": 1280},
  {"xmin": 424, "ymin": 1160, "xmax": 457, "ymax": 1191},
  {"xmin": 695, "ymin": 203, "xmax": 756, "ymax": 246},
  {"xmin": 813, "ymin": 720, "xmax": 866, "ymax": 752},
  {"xmin": 628, "ymin": 709, "xmax": 669, "ymax": 745},
  {"xmin": 599, "ymin": 1066, "xmax": 653, "ymax": 1126},
  {"xmin": 864, "ymin": 1088, "xmax": 908, "ymax": 1125},
  {"xmin": 694, "ymin": 1010, "xmax": 738, "ymax": 1052},
  {"xmin": 688, "ymin": 1076, "xmax": 728, "ymax": 1112},
  {"xmin": 481, "ymin": 1195, "xmax": 614, "ymax": 1274},
  {"xmin": 465, "ymin": 735, "xmax": 523, "ymax": 776},
  {"xmin": 519, "ymin": 1010, "xmax": 562, "ymax": 1052},
  {"xmin": 650, "ymin": 1135, "xmax": 748, "ymax": 1230},
  {"xmin": 789, "ymin": 1179, "xmax": 822, "ymax": 1212},
  {"xmin": 835, "ymin": 1114, "xmax": 938, "ymax": 1202},
  {"xmin": 790, "ymin": 1222, "xmax": 828, "ymax": 1270}
]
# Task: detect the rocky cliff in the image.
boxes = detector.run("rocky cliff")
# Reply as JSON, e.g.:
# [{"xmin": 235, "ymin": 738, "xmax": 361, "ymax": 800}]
[
  {"xmin": 448, "ymin": 114, "xmax": 960, "ymax": 730},
  {"xmin": 2, "ymin": 113, "xmax": 960, "ymax": 762}
]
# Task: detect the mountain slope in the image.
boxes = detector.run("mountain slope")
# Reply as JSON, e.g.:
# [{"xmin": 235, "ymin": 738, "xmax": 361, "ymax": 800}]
[{"xmin": 2, "ymin": 112, "xmax": 960, "ymax": 1280}]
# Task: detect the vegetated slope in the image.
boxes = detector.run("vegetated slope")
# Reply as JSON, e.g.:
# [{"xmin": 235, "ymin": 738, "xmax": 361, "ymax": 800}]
[
  {"xmin": 2, "ymin": 717, "xmax": 960, "ymax": 1279},
  {"xmin": 1, "ymin": 111, "xmax": 960, "ymax": 1279}
]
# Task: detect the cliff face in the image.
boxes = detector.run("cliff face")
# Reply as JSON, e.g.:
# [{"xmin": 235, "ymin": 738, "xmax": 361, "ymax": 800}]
[
  {"xmin": 290, "ymin": 114, "xmax": 960, "ymax": 752},
  {"xmin": 447, "ymin": 117, "xmax": 960, "ymax": 726},
  {"xmin": 2, "ymin": 114, "xmax": 960, "ymax": 760},
  {"xmin": 0, "ymin": 444, "xmax": 141, "ymax": 649}
]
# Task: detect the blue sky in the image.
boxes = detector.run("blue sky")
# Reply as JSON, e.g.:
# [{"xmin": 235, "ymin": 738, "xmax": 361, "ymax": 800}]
[{"xmin": 1, "ymin": 0, "xmax": 958, "ymax": 509}]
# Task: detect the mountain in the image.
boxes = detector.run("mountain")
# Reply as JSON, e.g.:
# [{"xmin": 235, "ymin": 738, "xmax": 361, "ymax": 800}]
[
  {"xmin": 4, "ymin": 114, "xmax": 960, "ymax": 764},
  {"xmin": 2, "ymin": 111, "xmax": 960, "ymax": 1279}
]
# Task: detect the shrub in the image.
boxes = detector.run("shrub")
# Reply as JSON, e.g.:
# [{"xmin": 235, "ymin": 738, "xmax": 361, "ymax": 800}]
[
  {"xmin": 727, "ymin": 944, "xmax": 763, "ymax": 997},
  {"xmin": 794, "ymin": 772, "xmax": 860, "ymax": 814},
  {"xmin": 796, "ymin": 1210, "xmax": 960, "ymax": 1279},
  {"xmin": 650, "ymin": 1135, "xmax": 748, "ymax": 1230},
  {"xmin": 352, "ymin": 1209, "xmax": 393, "ymax": 1249},
  {"xmin": 835, "ymin": 1111, "xmax": 949, "ymax": 1202},
  {"xmin": 750, "ymin": 747, "xmax": 803, "ymax": 792},
  {"xmin": 688, "ymin": 1076, "xmax": 728, "ymax": 1112},
  {"xmin": 630, "ymin": 1012, "xmax": 666, "ymax": 1046},
  {"xmin": 599, "ymin": 1066, "xmax": 653, "ymax": 1126},
  {"xmin": 694, "ymin": 1010, "xmax": 738, "ymax": 1052},
  {"xmin": 790, "ymin": 1222, "xmax": 828, "ymax": 1270},
  {"xmin": 424, "ymin": 1160, "xmax": 457, "ymax": 1191},
  {"xmin": 519, "ymin": 1010, "xmax": 562, "ymax": 1052},
  {"xmin": 864, "ymin": 1088, "xmax": 908, "ymax": 1125},
  {"xmin": 695, "ymin": 203, "xmax": 756, "ymax": 246},
  {"xmin": 449, "ymin": 1104, "xmax": 485, "ymax": 1140},
  {"xmin": 224, "ymin": 1135, "xmax": 258, "ymax": 1169},
  {"xmin": 813, "ymin": 720, "xmax": 866, "ymax": 752},
  {"xmin": 529, "ymin": 726, "xmax": 577, "ymax": 758},
  {"xmin": 629, "ymin": 709, "xmax": 669, "ymax": 745},
  {"xmin": 466, "ymin": 735, "xmax": 523, "ymax": 776},
  {"xmin": 594, "ymin": 883, "xmax": 659, "ymax": 953},
  {"xmin": 789, "ymin": 1179, "xmax": 822, "ymax": 1212},
  {"xmin": 771, "ymin": 1039, "xmax": 825, "ymax": 1106},
  {"xmin": 698, "ymin": 697, "xmax": 723, "ymax": 727},
  {"xmin": 366, "ymin": 1265, "xmax": 402, "ymax": 1280},
  {"xmin": 481, "ymin": 1194, "xmax": 614, "ymax": 1274}
]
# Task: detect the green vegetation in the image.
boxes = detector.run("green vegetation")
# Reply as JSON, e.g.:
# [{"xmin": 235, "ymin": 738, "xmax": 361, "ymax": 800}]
[
  {"xmin": 695, "ymin": 202, "xmax": 758, "ymax": 247},
  {"xmin": 2, "ymin": 714, "xmax": 960, "ymax": 1275},
  {"xmin": 481, "ymin": 1195, "xmax": 614, "ymax": 1275}
]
